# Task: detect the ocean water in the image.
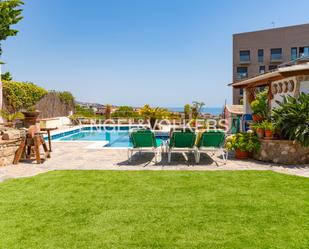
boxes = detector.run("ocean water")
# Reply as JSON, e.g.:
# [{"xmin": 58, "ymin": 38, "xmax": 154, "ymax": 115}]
[{"xmin": 167, "ymin": 107, "xmax": 222, "ymax": 115}]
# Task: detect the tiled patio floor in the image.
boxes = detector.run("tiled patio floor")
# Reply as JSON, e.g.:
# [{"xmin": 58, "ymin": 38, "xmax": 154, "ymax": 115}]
[{"xmin": 0, "ymin": 142, "xmax": 308, "ymax": 182}]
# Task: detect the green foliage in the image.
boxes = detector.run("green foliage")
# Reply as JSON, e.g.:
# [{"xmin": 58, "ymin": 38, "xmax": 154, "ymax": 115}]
[
  {"xmin": 261, "ymin": 120, "xmax": 275, "ymax": 131},
  {"xmin": 251, "ymin": 122, "xmax": 264, "ymax": 130},
  {"xmin": 0, "ymin": 0, "xmax": 24, "ymax": 55},
  {"xmin": 272, "ymin": 93, "xmax": 309, "ymax": 147},
  {"xmin": 250, "ymin": 90, "xmax": 268, "ymax": 117},
  {"xmin": 192, "ymin": 101, "xmax": 205, "ymax": 118},
  {"xmin": 105, "ymin": 104, "xmax": 112, "ymax": 119},
  {"xmin": 3, "ymin": 81, "xmax": 48, "ymax": 111},
  {"xmin": 57, "ymin": 91, "xmax": 75, "ymax": 106},
  {"xmin": 75, "ymin": 105, "xmax": 95, "ymax": 118},
  {"xmin": 252, "ymin": 120, "xmax": 274, "ymax": 131},
  {"xmin": 184, "ymin": 104, "xmax": 191, "ymax": 119},
  {"xmin": 26, "ymin": 106, "xmax": 37, "ymax": 112},
  {"xmin": 139, "ymin": 105, "xmax": 170, "ymax": 119},
  {"xmin": 225, "ymin": 132, "xmax": 260, "ymax": 152},
  {"xmin": 111, "ymin": 106, "xmax": 139, "ymax": 118},
  {"xmin": 0, "ymin": 109, "xmax": 24, "ymax": 122},
  {"xmin": 1, "ymin": 71, "xmax": 12, "ymax": 81}
]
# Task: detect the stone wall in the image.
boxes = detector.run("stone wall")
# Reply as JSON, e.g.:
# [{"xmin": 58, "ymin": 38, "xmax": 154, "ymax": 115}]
[
  {"xmin": 253, "ymin": 139, "xmax": 309, "ymax": 164},
  {"xmin": 0, "ymin": 139, "xmax": 21, "ymax": 166}
]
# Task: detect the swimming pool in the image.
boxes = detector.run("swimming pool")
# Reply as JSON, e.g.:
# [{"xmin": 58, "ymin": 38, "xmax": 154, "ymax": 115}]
[{"xmin": 51, "ymin": 126, "xmax": 169, "ymax": 148}]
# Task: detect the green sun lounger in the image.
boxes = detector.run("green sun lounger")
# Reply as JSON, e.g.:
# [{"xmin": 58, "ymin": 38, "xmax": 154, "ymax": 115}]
[
  {"xmin": 196, "ymin": 130, "xmax": 227, "ymax": 164},
  {"xmin": 167, "ymin": 130, "xmax": 198, "ymax": 164},
  {"xmin": 128, "ymin": 129, "xmax": 159, "ymax": 163}
]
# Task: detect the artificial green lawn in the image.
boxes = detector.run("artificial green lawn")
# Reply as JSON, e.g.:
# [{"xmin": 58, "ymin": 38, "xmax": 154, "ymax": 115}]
[{"xmin": 0, "ymin": 171, "xmax": 308, "ymax": 249}]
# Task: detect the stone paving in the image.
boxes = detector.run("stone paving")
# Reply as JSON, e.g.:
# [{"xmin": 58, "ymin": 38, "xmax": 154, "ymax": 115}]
[{"xmin": 0, "ymin": 141, "xmax": 308, "ymax": 182}]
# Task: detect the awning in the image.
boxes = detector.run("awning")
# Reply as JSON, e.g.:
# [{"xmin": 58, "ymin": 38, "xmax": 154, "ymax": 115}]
[{"xmin": 225, "ymin": 105, "xmax": 244, "ymax": 115}]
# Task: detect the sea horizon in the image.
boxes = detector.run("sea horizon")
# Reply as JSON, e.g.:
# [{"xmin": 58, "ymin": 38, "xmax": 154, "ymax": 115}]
[{"xmin": 166, "ymin": 107, "xmax": 223, "ymax": 115}]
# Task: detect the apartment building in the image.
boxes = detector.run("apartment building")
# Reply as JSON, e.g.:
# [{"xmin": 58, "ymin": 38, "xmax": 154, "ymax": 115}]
[{"xmin": 233, "ymin": 23, "xmax": 309, "ymax": 104}]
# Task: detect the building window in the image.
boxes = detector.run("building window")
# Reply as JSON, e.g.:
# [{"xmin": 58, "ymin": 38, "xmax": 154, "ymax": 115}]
[
  {"xmin": 291, "ymin": 47, "xmax": 298, "ymax": 60},
  {"xmin": 239, "ymin": 88, "xmax": 243, "ymax": 95},
  {"xmin": 270, "ymin": 48, "xmax": 282, "ymax": 61},
  {"xmin": 239, "ymin": 50, "xmax": 250, "ymax": 62},
  {"xmin": 299, "ymin": 46, "xmax": 309, "ymax": 58},
  {"xmin": 269, "ymin": 65, "xmax": 277, "ymax": 71},
  {"xmin": 237, "ymin": 67, "xmax": 248, "ymax": 80},
  {"xmin": 259, "ymin": 66, "xmax": 265, "ymax": 74},
  {"xmin": 258, "ymin": 49, "xmax": 264, "ymax": 63}
]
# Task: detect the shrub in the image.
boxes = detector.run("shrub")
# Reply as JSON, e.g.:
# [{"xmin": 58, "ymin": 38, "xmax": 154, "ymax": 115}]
[
  {"xmin": 112, "ymin": 106, "xmax": 139, "ymax": 118},
  {"xmin": 3, "ymin": 81, "xmax": 48, "ymax": 111},
  {"xmin": 250, "ymin": 90, "xmax": 268, "ymax": 117},
  {"xmin": 272, "ymin": 93, "xmax": 309, "ymax": 147},
  {"xmin": 225, "ymin": 132, "xmax": 260, "ymax": 152},
  {"xmin": 57, "ymin": 91, "xmax": 75, "ymax": 106},
  {"xmin": 75, "ymin": 105, "xmax": 95, "ymax": 118}
]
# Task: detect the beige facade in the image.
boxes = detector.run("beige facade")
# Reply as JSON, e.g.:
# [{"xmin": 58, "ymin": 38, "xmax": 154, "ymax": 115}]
[{"xmin": 233, "ymin": 23, "xmax": 309, "ymax": 104}]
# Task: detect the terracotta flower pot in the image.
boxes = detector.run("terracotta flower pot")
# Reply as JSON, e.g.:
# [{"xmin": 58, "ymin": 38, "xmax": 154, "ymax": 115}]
[
  {"xmin": 256, "ymin": 128, "xmax": 264, "ymax": 139},
  {"xmin": 252, "ymin": 114, "xmax": 264, "ymax": 123},
  {"xmin": 264, "ymin": 130, "xmax": 273, "ymax": 138},
  {"xmin": 235, "ymin": 149, "xmax": 250, "ymax": 159}
]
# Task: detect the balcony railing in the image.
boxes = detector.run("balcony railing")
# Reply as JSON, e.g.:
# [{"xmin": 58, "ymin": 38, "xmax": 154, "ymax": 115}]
[
  {"xmin": 239, "ymin": 55, "xmax": 250, "ymax": 63},
  {"xmin": 237, "ymin": 73, "xmax": 248, "ymax": 80},
  {"xmin": 270, "ymin": 54, "xmax": 283, "ymax": 62}
]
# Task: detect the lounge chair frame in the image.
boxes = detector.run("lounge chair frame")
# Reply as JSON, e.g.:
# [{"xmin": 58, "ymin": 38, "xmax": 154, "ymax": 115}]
[
  {"xmin": 167, "ymin": 131, "xmax": 198, "ymax": 164},
  {"xmin": 196, "ymin": 131, "xmax": 228, "ymax": 164},
  {"xmin": 127, "ymin": 130, "xmax": 160, "ymax": 164}
]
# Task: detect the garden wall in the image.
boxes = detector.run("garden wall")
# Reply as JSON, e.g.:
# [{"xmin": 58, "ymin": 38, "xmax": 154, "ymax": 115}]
[
  {"xmin": 253, "ymin": 139, "xmax": 309, "ymax": 164},
  {"xmin": 0, "ymin": 139, "xmax": 21, "ymax": 166},
  {"xmin": 35, "ymin": 92, "xmax": 74, "ymax": 118}
]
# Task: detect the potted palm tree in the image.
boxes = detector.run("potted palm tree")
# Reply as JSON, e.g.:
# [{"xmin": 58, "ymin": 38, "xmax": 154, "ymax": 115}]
[
  {"xmin": 0, "ymin": 110, "xmax": 24, "ymax": 127},
  {"xmin": 22, "ymin": 106, "xmax": 41, "ymax": 118},
  {"xmin": 225, "ymin": 132, "xmax": 260, "ymax": 159}
]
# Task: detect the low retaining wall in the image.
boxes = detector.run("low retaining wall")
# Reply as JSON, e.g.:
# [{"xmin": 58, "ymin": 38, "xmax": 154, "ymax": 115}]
[
  {"xmin": 0, "ymin": 139, "xmax": 21, "ymax": 166},
  {"xmin": 253, "ymin": 139, "xmax": 309, "ymax": 164}
]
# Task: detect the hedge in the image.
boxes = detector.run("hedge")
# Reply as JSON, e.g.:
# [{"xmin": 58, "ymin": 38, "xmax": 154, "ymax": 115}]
[{"xmin": 3, "ymin": 81, "xmax": 48, "ymax": 111}]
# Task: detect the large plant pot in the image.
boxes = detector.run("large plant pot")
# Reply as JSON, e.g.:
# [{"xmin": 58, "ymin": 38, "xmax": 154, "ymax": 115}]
[
  {"xmin": 256, "ymin": 128, "xmax": 265, "ymax": 139},
  {"xmin": 22, "ymin": 111, "xmax": 41, "ymax": 128},
  {"xmin": 235, "ymin": 149, "xmax": 250, "ymax": 159},
  {"xmin": 252, "ymin": 114, "xmax": 264, "ymax": 123},
  {"xmin": 22, "ymin": 111, "xmax": 41, "ymax": 118}
]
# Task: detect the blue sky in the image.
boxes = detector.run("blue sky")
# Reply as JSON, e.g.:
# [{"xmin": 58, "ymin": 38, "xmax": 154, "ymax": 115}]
[{"xmin": 2, "ymin": 0, "xmax": 309, "ymax": 107}]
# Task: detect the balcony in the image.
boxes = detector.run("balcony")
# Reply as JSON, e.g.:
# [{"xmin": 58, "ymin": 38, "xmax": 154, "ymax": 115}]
[
  {"xmin": 239, "ymin": 51, "xmax": 251, "ymax": 64},
  {"xmin": 270, "ymin": 55, "xmax": 283, "ymax": 63},
  {"xmin": 239, "ymin": 55, "xmax": 251, "ymax": 64},
  {"xmin": 237, "ymin": 73, "xmax": 248, "ymax": 80},
  {"xmin": 270, "ymin": 49, "xmax": 283, "ymax": 63}
]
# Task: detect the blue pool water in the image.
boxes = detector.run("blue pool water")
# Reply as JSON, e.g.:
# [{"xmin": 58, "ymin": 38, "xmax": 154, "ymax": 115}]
[{"xmin": 53, "ymin": 126, "xmax": 168, "ymax": 147}]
